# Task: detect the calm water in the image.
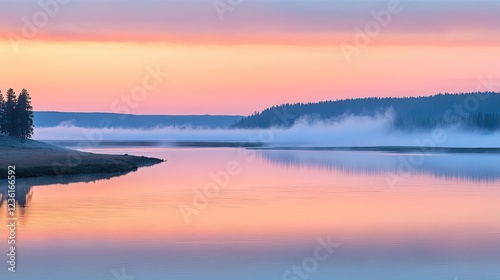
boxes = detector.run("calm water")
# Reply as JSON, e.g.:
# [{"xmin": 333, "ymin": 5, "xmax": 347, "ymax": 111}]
[{"xmin": 2, "ymin": 147, "xmax": 500, "ymax": 279}]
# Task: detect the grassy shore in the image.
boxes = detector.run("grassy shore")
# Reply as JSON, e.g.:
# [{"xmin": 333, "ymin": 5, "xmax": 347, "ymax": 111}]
[{"xmin": 0, "ymin": 135, "xmax": 164, "ymax": 179}]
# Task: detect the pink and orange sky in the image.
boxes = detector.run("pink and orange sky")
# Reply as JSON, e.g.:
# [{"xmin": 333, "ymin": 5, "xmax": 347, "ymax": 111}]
[{"xmin": 1, "ymin": 0, "xmax": 499, "ymax": 115}]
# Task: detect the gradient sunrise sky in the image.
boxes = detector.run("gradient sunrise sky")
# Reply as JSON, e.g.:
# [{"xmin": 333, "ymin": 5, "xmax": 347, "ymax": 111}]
[{"xmin": 1, "ymin": 0, "xmax": 499, "ymax": 115}]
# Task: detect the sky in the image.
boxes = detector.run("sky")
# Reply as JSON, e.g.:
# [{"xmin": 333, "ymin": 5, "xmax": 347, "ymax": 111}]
[{"xmin": 1, "ymin": 0, "xmax": 499, "ymax": 115}]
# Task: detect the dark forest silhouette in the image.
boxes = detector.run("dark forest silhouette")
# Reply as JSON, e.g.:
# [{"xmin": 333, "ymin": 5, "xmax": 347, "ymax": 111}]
[
  {"xmin": 232, "ymin": 92, "xmax": 500, "ymax": 131},
  {"xmin": 0, "ymin": 88, "xmax": 34, "ymax": 140}
]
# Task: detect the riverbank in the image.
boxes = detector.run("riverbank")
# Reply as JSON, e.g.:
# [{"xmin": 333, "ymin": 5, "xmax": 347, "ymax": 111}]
[{"xmin": 0, "ymin": 135, "xmax": 164, "ymax": 179}]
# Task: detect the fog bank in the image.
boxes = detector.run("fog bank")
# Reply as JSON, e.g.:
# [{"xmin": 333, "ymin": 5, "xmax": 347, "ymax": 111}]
[{"xmin": 34, "ymin": 114, "xmax": 500, "ymax": 148}]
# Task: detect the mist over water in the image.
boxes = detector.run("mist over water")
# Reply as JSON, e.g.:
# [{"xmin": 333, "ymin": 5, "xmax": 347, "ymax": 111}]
[{"xmin": 34, "ymin": 114, "xmax": 500, "ymax": 148}]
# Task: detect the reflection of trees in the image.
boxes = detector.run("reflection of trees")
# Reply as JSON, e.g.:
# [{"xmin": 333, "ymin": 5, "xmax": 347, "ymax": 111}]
[
  {"xmin": 16, "ymin": 186, "xmax": 33, "ymax": 207},
  {"xmin": 0, "ymin": 185, "xmax": 34, "ymax": 220},
  {"xmin": 258, "ymin": 150, "xmax": 500, "ymax": 182},
  {"xmin": 0, "ymin": 170, "xmax": 134, "ymax": 219},
  {"xmin": 0, "ymin": 187, "xmax": 30, "ymax": 223},
  {"xmin": 0, "ymin": 185, "xmax": 32, "ymax": 207}
]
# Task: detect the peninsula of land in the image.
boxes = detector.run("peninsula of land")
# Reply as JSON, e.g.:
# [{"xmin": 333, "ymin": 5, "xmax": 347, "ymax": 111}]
[{"xmin": 0, "ymin": 135, "xmax": 163, "ymax": 179}]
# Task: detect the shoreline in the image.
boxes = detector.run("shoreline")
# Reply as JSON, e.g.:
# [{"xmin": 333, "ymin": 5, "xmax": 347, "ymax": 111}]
[
  {"xmin": 0, "ymin": 136, "xmax": 164, "ymax": 179},
  {"xmin": 42, "ymin": 140, "xmax": 500, "ymax": 153},
  {"xmin": 250, "ymin": 146, "xmax": 500, "ymax": 154}
]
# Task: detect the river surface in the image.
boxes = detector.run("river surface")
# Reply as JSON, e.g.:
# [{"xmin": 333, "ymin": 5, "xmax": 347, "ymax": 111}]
[{"xmin": 2, "ymin": 146, "xmax": 500, "ymax": 279}]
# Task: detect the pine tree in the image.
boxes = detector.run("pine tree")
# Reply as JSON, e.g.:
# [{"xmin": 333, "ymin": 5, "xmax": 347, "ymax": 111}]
[
  {"xmin": 15, "ymin": 89, "xmax": 34, "ymax": 140},
  {"xmin": 0, "ymin": 91, "xmax": 6, "ymax": 134},
  {"xmin": 4, "ymin": 89, "xmax": 17, "ymax": 137}
]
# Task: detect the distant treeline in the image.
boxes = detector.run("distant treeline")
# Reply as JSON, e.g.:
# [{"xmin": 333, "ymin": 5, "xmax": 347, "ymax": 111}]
[
  {"xmin": 0, "ymin": 88, "xmax": 34, "ymax": 140},
  {"xmin": 232, "ymin": 92, "xmax": 500, "ymax": 131},
  {"xmin": 34, "ymin": 112, "xmax": 243, "ymax": 129}
]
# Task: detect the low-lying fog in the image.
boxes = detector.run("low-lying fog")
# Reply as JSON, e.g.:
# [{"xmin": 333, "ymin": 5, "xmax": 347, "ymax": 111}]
[{"xmin": 34, "ymin": 114, "xmax": 500, "ymax": 148}]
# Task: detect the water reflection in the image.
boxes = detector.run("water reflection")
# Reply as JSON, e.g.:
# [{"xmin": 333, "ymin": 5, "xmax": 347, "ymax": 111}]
[
  {"xmin": 2, "ymin": 147, "xmax": 500, "ymax": 280},
  {"xmin": 0, "ymin": 171, "xmax": 135, "ymax": 220},
  {"xmin": 0, "ymin": 184, "xmax": 33, "ymax": 207},
  {"xmin": 258, "ymin": 149, "xmax": 500, "ymax": 182}
]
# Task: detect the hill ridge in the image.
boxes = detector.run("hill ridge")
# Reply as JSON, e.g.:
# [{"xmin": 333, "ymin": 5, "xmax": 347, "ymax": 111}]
[{"xmin": 232, "ymin": 92, "xmax": 500, "ymax": 131}]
